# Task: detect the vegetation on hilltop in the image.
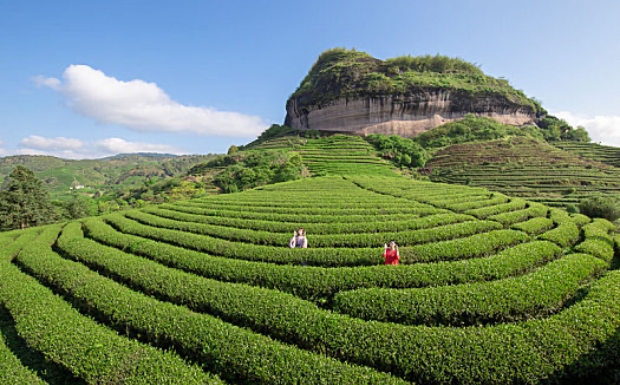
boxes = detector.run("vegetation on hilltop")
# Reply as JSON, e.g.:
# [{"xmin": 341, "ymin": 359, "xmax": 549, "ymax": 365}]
[
  {"xmin": 413, "ymin": 114, "xmax": 544, "ymax": 148},
  {"xmin": 289, "ymin": 47, "xmax": 544, "ymax": 114}
]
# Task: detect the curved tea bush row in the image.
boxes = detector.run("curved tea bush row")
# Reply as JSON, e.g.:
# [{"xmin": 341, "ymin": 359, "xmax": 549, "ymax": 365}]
[
  {"xmin": 123, "ymin": 210, "xmax": 501, "ymax": 248},
  {"xmin": 176, "ymin": 194, "xmax": 428, "ymax": 211},
  {"xmin": 510, "ymin": 217, "xmax": 555, "ymax": 235},
  {"xmin": 425, "ymin": 194, "xmax": 496, "ymax": 208},
  {"xmin": 145, "ymin": 207, "xmax": 472, "ymax": 235},
  {"xmin": 56, "ymin": 222, "xmax": 620, "ymax": 384},
  {"xmin": 445, "ymin": 194, "xmax": 509, "ymax": 212},
  {"xmin": 95, "ymin": 216, "xmax": 508, "ymax": 267},
  {"xmin": 464, "ymin": 199, "xmax": 528, "ymax": 219},
  {"xmin": 1, "ymin": 226, "xmax": 221, "ymax": 385},
  {"xmin": 162, "ymin": 202, "xmax": 447, "ymax": 222},
  {"xmin": 487, "ymin": 203, "xmax": 548, "ymax": 227},
  {"xmin": 332, "ymin": 253, "xmax": 608, "ymax": 326},
  {"xmin": 538, "ymin": 221, "xmax": 580, "ymax": 248},
  {"xmin": 105, "ymin": 214, "xmax": 383, "ymax": 267},
  {"xmin": 175, "ymin": 200, "xmax": 435, "ymax": 216},
  {"xmin": 0, "ymin": 231, "xmax": 49, "ymax": 385},
  {"xmin": 574, "ymin": 219, "xmax": 616, "ymax": 262},
  {"xmin": 83, "ymin": 218, "xmax": 560, "ymax": 299},
  {"xmin": 406, "ymin": 229, "xmax": 530, "ymax": 263},
  {"xmin": 23, "ymin": 225, "xmax": 409, "ymax": 385},
  {"xmin": 571, "ymin": 213, "xmax": 591, "ymax": 227}
]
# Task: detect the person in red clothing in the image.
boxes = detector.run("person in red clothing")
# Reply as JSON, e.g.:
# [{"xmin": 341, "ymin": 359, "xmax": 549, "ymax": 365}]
[{"xmin": 383, "ymin": 240, "xmax": 400, "ymax": 265}]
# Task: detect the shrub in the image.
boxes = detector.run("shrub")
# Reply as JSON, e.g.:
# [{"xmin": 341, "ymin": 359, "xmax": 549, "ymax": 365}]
[{"xmin": 579, "ymin": 196, "xmax": 620, "ymax": 222}]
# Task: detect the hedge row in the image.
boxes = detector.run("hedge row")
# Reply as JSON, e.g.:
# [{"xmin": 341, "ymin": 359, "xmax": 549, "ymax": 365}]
[
  {"xmin": 25, "ymin": 223, "xmax": 410, "ymax": 385},
  {"xmin": 332, "ymin": 253, "xmax": 607, "ymax": 326},
  {"xmin": 444, "ymin": 194, "xmax": 509, "ymax": 212},
  {"xmin": 538, "ymin": 221, "xmax": 580, "ymax": 248},
  {"xmin": 406, "ymin": 229, "xmax": 530, "ymax": 263},
  {"xmin": 1, "ymin": 226, "xmax": 222, "ymax": 385},
  {"xmin": 0, "ymin": 231, "xmax": 48, "ymax": 385},
  {"xmin": 145, "ymin": 207, "xmax": 472, "ymax": 235},
  {"xmin": 175, "ymin": 200, "xmax": 435, "ymax": 216},
  {"xmin": 179, "ymin": 199, "xmax": 422, "ymax": 210},
  {"xmin": 425, "ymin": 194, "xmax": 495, "ymax": 208},
  {"xmin": 162, "ymin": 202, "xmax": 447, "ymax": 222},
  {"xmin": 510, "ymin": 217, "xmax": 555, "ymax": 235},
  {"xmin": 123, "ymin": 210, "xmax": 501, "ymax": 248},
  {"xmin": 105, "ymin": 214, "xmax": 382, "ymax": 267},
  {"xmin": 571, "ymin": 213, "xmax": 591, "ymax": 227},
  {"xmin": 487, "ymin": 203, "xmax": 548, "ymax": 227},
  {"xmin": 574, "ymin": 219, "xmax": 616, "ymax": 262},
  {"xmin": 464, "ymin": 199, "xmax": 528, "ymax": 219},
  {"xmin": 84, "ymin": 218, "xmax": 561, "ymax": 299},
  {"xmin": 59, "ymin": 222, "xmax": 620, "ymax": 384}
]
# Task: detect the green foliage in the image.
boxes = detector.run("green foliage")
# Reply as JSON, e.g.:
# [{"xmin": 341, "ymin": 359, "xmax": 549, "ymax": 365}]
[
  {"xmin": 291, "ymin": 48, "xmax": 543, "ymax": 115},
  {"xmin": 333, "ymin": 253, "xmax": 606, "ymax": 326},
  {"xmin": 227, "ymin": 145, "xmax": 239, "ymax": 155},
  {"xmin": 0, "ymin": 226, "xmax": 220, "ymax": 384},
  {"xmin": 243, "ymin": 124, "xmax": 295, "ymax": 148},
  {"xmin": 0, "ymin": 166, "xmax": 56, "ymax": 230},
  {"xmin": 365, "ymin": 134, "xmax": 429, "ymax": 167},
  {"xmin": 213, "ymin": 150, "xmax": 304, "ymax": 192},
  {"xmin": 384, "ymin": 54, "xmax": 484, "ymax": 75},
  {"xmin": 49, "ymin": 222, "xmax": 409, "ymax": 385},
  {"xmin": 415, "ymin": 115, "xmax": 543, "ymax": 148},
  {"xmin": 538, "ymin": 115, "xmax": 591, "ymax": 142},
  {"xmin": 579, "ymin": 196, "xmax": 620, "ymax": 222},
  {"xmin": 3, "ymin": 175, "xmax": 620, "ymax": 383}
]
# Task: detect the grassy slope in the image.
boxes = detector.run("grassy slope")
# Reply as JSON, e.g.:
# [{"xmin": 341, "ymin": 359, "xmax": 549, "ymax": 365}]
[
  {"xmin": 426, "ymin": 137, "xmax": 620, "ymax": 208},
  {"xmin": 554, "ymin": 141, "xmax": 620, "ymax": 168},
  {"xmin": 250, "ymin": 134, "xmax": 397, "ymax": 176}
]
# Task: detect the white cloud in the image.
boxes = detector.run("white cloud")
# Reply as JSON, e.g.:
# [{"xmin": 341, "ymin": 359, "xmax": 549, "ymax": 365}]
[
  {"xmin": 20, "ymin": 135, "xmax": 84, "ymax": 151},
  {"xmin": 8, "ymin": 135, "xmax": 184, "ymax": 159},
  {"xmin": 553, "ymin": 111, "xmax": 620, "ymax": 146},
  {"xmin": 31, "ymin": 75, "xmax": 61, "ymax": 90},
  {"xmin": 95, "ymin": 137, "xmax": 182, "ymax": 155},
  {"xmin": 35, "ymin": 65, "xmax": 267, "ymax": 137}
]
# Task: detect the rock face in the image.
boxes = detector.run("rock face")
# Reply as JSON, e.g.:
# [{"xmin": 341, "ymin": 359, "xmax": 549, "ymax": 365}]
[
  {"xmin": 285, "ymin": 49, "xmax": 541, "ymax": 137},
  {"xmin": 285, "ymin": 92, "xmax": 536, "ymax": 137}
]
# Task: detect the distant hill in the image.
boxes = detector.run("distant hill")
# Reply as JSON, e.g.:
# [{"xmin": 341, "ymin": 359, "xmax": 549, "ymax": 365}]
[{"xmin": 0, "ymin": 153, "xmax": 217, "ymax": 200}]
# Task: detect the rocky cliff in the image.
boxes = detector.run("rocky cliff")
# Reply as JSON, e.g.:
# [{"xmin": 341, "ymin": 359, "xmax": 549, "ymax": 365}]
[{"xmin": 285, "ymin": 49, "xmax": 542, "ymax": 137}]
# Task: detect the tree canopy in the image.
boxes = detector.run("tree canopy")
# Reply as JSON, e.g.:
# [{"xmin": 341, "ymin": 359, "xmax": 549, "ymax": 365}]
[{"xmin": 0, "ymin": 165, "xmax": 57, "ymax": 230}]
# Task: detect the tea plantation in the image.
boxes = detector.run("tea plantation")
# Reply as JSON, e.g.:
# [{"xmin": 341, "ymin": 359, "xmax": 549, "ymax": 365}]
[
  {"xmin": 427, "ymin": 137, "xmax": 620, "ymax": 209},
  {"xmin": 1, "ymin": 174, "xmax": 619, "ymax": 384}
]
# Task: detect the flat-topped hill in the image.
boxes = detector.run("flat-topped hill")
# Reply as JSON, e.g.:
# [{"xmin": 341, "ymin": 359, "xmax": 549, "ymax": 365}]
[{"xmin": 285, "ymin": 48, "xmax": 543, "ymax": 137}]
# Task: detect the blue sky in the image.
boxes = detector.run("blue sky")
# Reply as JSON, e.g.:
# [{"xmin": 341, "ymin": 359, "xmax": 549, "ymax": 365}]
[{"xmin": 1, "ymin": 0, "xmax": 619, "ymax": 158}]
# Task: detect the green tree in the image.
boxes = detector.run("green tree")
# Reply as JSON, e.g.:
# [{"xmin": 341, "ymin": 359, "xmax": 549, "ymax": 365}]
[
  {"xmin": 0, "ymin": 165, "xmax": 57, "ymax": 230},
  {"xmin": 65, "ymin": 194, "xmax": 96, "ymax": 219},
  {"xmin": 227, "ymin": 145, "xmax": 239, "ymax": 155},
  {"xmin": 579, "ymin": 196, "xmax": 620, "ymax": 222}
]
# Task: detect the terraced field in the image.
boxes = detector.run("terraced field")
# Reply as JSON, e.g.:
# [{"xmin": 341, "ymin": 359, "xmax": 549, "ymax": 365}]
[
  {"xmin": 1, "ymin": 175, "xmax": 619, "ymax": 384},
  {"xmin": 427, "ymin": 137, "xmax": 620, "ymax": 208},
  {"xmin": 252, "ymin": 134, "xmax": 397, "ymax": 176},
  {"xmin": 555, "ymin": 141, "xmax": 620, "ymax": 168}
]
